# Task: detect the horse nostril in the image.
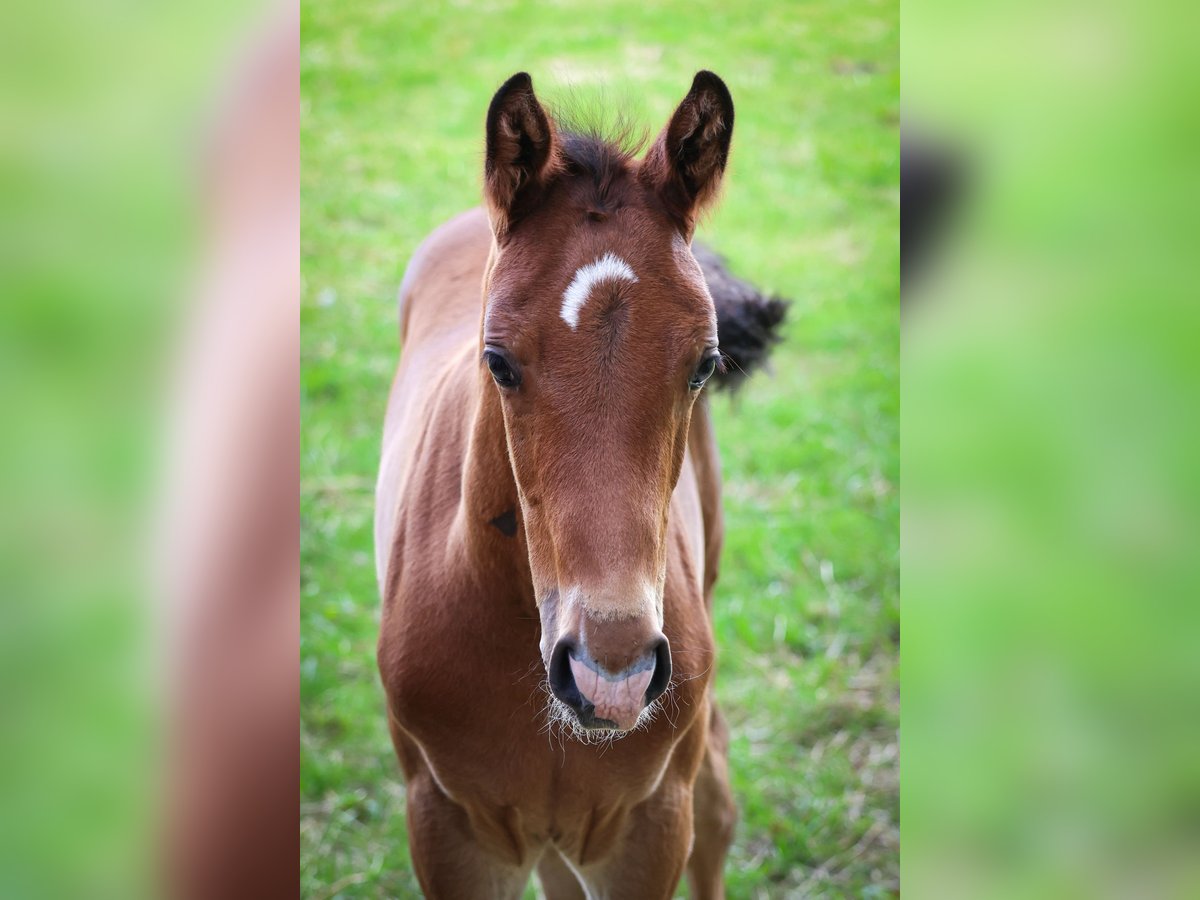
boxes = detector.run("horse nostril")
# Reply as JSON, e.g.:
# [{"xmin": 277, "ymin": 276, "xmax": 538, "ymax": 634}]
[
  {"xmin": 645, "ymin": 637, "xmax": 672, "ymax": 705},
  {"xmin": 548, "ymin": 641, "xmax": 583, "ymax": 708}
]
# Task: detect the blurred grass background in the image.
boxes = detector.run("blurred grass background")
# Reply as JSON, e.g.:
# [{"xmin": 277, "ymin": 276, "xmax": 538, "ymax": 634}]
[
  {"xmin": 904, "ymin": 0, "xmax": 1200, "ymax": 896},
  {"xmin": 301, "ymin": 1, "xmax": 898, "ymax": 896}
]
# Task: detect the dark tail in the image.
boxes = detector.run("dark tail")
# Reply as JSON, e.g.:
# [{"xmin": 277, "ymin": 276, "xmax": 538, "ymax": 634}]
[{"xmin": 694, "ymin": 244, "xmax": 789, "ymax": 389}]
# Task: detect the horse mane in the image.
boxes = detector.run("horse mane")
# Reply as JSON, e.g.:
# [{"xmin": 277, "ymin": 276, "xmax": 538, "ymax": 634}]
[
  {"xmin": 551, "ymin": 95, "xmax": 648, "ymax": 161},
  {"xmin": 551, "ymin": 97, "xmax": 647, "ymax": 215},
  {"xmin": 551, "ymin": 102, "xmax": 788, "ymax": 389}
]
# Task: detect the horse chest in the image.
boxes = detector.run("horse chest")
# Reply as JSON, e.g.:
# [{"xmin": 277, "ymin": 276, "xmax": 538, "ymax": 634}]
[
  {"xmin": 414, "ymin": 713, "xmax": 684, "ymax": 857},
  {"xmin": 382, "ymin": 584, "xmax": 536, "ymax": 716}
]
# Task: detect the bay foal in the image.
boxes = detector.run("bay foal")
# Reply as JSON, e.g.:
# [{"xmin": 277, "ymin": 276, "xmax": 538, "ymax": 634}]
[{"xmin": 376, "ymin": 71, "xmax": 779, "ymax": 899}]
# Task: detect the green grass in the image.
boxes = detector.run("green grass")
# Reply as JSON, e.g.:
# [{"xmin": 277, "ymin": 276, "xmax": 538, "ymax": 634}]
[{"xmin": 301, "ymin": 1, "xmax": 897, "ymax": 896}]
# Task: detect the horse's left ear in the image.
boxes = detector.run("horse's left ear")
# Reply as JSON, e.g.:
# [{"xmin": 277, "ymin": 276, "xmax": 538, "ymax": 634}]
[
  {"xmin": 485, "ymin": 72, "xmax": 560, "ymax": 238},
  {"xmin": 641, "ymin": 71, "xmax": 734, "ymax": 237}
]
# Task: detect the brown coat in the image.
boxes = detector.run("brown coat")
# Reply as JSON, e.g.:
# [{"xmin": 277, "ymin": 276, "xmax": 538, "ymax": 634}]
[{"xmin": 375, "ymin": 73, "xmax": 739, "ymax": 899}]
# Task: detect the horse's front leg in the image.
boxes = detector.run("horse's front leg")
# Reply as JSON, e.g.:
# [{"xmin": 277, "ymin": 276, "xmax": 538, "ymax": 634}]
[
  {"xmin": 404, "ymin": 770, "xmax": 532, "ymax": 899},
  {"xmin": 576, "ymin": 781, "xmax": 696, "ymax": 900}
]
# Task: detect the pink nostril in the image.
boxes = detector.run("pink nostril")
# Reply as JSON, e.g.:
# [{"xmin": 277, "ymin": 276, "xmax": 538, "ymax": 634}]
[{"xmin": 567, "ymin": 655, "xmax": 655, "ymax": 731}]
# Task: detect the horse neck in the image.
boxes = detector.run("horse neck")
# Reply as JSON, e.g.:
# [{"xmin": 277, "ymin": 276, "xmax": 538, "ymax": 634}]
[{"xmin": 457, "ymin": 366, "xmax": 535, "ymax": 606}]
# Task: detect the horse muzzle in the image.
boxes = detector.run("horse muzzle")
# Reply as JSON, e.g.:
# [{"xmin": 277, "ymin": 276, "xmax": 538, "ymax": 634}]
[{"xmin": 547, "ymin": 627, "xmax": 671, "ymax": 731}]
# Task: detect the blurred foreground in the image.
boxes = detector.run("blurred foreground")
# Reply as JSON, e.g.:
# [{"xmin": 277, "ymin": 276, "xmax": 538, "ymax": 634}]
[{"xmin": 0, "ymin": 0, "xmax": 297, "ymax": 896}]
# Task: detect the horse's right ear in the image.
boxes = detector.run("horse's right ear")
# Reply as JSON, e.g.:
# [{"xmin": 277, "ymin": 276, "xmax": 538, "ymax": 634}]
[{"xmin": 484, "ymin": 72, "xmax": 559, "ymax": 238}]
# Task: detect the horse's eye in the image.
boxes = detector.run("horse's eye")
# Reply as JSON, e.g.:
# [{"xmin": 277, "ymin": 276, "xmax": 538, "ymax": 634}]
[
  {"xmin": 690, "ymin": 352, "xmax": 720, "ymax": 389},
  {"xmin": 484, "ymin": 349, "xmax": 521, "ymax": 389}
]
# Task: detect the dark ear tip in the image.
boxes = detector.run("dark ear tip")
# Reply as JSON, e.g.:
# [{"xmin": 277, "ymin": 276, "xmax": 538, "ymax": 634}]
[
  {"xmin": 690, "ymin": 70, "xmax": 732, "ymax": 103},
  {"xmin": 487, "ymin": 72, "xmax": 537, "ymax": 134},
  {"xmin": 498, "ymin": 71, "xmax": 534, "ymax": 95}
]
